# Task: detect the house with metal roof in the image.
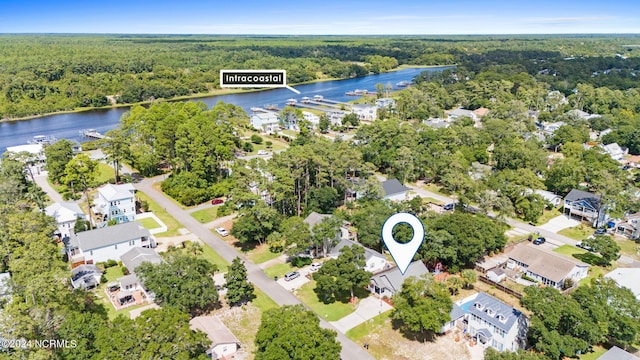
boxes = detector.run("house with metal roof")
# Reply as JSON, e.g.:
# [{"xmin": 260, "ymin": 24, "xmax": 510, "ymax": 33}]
[
  {"xmin": 368, "ymin": 261, "xmax": 428, "ymax": 298},
  {"xmin": 250, "ymin": 111, "xmax": 280, "ymax": 134},
  {"xmin": 563, "ymin": 189, "xmax": 606, "ymax": 228},
  {"xmin": 329, "ymin": 238, "xmax": 388, "ymax": 274},
  {"xmin": 597, "ymin": 346, "xmax": 640, "ymax": 360},
  {"xmin": 605, "ymin": 268, "xmax": 640, "ymax": 301},
  {"xmin": 45, "ymin": 202, "xmax": 86, "ymax": 239},
  {"xmin": 116, "ymin": 247, "xmax": 164, "ymax": 293},
  {"xmin": 190, "ymin": 316, "xmax": 241, "ymax": 360},
  {"xmin": 65, "ymin": 222, "xmax": 155, "ymax": 266},
  {"xmin": 506, "ymin": 243, "xmax": 589, "ymax": 289},
  {"xmin": 70, "ymin": 264, "xmax": 102, "ymax": 290},
  {"xmin": 381, "ymin": 178, "xmax": 410, "ymax": 202},
  {"xmin": 94, "ymin": 183, "xmax": 136, "ymax": 224}
]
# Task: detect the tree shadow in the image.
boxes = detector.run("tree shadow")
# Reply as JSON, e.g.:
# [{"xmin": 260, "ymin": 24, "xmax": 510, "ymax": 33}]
[
  {"xmin": 390, "ymin": 317, "xmax": 438, "ymax": 342},
  {"xmin": 232, "ymin": 240, "xmax": 259, "ymax": 253},
  {"xmin": 573, "ymin": 253, "xmax": 609, "ymax": 267},
  {"xmin": 190, "ymin": 300, "xmax": 223, "ymax": 317}
]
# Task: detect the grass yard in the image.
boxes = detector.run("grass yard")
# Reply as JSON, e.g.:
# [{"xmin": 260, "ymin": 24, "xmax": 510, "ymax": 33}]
[
  {"xmin": 580, "ymin": 266, "xmax": 609, "ymax": 286},
  {"xmin": 264, "ymin": 263, "xmax": 295, "ymax": 279},
  {"xmin": 615, "ymin": 236, "xmax": 640, "ymax": 260},
  {"xmin": 93, "ymin": 266, "xmax": 152, "ymax": 320},
  {"xmin": 94, "ymin": 162, "xmax": 115, "ymax": 185},
  {"xmin": 246, "ymin": 244, "xmax": 282, "ymax": 264},
  {"xmin": 346, "ymin": 311, "xmax": 391, "ymax": 341},
  {"xmin": 136, "ymin": 217, "xmax": 161, "ymax": 229},
  {"xmin": 536, "ymin": 207, "xmax": 563, "ymax": 226},
  {"xmin": 296, "ymin": 280, "xmax": 357, "ymax": 322},
  {"xmin": 136, "ymin": 191, "xmax": 181, "ymax": 236},
  {"xmin": 191, "ymin": 206, "xmax": 218, "ymax": 224},
  {"xmin": 200, "ymin": 244, "xmax": 229, "ymax": 273},
  {"xmin": 421, "ymin": 183, "xmax": 449, "ymax": 196},
  {"xmin": 558, "ymin": 224, "xmax": 594, "ymax": 240},
  {"xmin": 251, "ymin": 287, "xmax": 278, "ymax": 312},
  {"xmin": 553, "ymin": 244, "xmax": 588, "ymax": 257},
  {"xmin": 579, "ymin": 345, "xmax": 608, "ymax": 360},
  {"xmin": 422, "ymin": 197, "xmax": 445, "ymax": 205}
]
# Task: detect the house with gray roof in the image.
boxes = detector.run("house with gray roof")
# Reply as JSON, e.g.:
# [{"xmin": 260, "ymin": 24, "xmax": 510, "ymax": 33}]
[
  {"xmin": 65, "ymin": 222, "xmax": 155, "ymax": 266},
  {"xmin": 563, "ymin": 189, "xmax": 606, "ymax": 227},
  {"xmin": 190, "ymin": 316, "xmax": 241, "ymax": 360},
  {"xmin": 605, "ymin": 268, "xmax": 640, "ymax": 301},
  {"xmin": 116, "ymin": 247, "xmax": 164, "ymax": 293},
  {"xmin": 94, "ymin": 183, "xmax": 136, "ymax": 224},
  {"xmin": 465, "ymin": 292, "xmax": 528, "ymax": 352},
  {"xmin": 506, "ymin": 243, "xmax": 589, "ymax": 289},
  {"xmin": 368, "ymin": 261, "xmax": 428, "ymax": 298},
  {"xmin": 329, "ymin": 238, "xmax": 388, "ymax": 274},
  {"xmin": 70, "ymin": 264, "xmax": 102, "ymax": 290},
  {"xmin": 381, "ymin": 178, "xmax": 410, "ymax": 202},
  {"xmin": 45, "ymin": 202, "xmax": 86, "ymax": 239},
  {"xmin": 598, "ymin": 346, "xmax": 640, "ymax": 360}
]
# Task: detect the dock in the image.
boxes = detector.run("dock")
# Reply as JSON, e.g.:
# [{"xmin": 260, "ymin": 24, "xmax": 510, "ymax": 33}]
[{"xmin": 80, "ymin": 129, "xmax": 107, "ymax": 140}]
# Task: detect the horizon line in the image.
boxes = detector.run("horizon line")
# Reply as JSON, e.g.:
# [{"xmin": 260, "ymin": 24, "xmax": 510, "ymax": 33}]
[{"xmin": 1, "ymin": 32, "xmax": 640, "ymax": 37}]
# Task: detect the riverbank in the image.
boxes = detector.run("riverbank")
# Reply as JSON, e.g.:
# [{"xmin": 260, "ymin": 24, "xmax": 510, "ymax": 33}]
[{"xmin": 0, "ymin": 65, "xmax": 451, "ymax": 123}]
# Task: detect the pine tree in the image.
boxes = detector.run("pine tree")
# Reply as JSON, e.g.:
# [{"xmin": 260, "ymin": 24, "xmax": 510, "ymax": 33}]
[{"xmin": 224, "ymin": 257, "xmax": 255, "ymax": 306}]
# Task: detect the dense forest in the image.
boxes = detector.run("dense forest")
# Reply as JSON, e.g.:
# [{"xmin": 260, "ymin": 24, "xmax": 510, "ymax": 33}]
[{"xmin": 1, "ymin": 34, "xmax": 639, "ymax": 118}]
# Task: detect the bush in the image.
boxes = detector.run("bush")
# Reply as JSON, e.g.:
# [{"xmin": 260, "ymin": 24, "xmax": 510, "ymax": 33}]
[
  {"xmin": 217, "ymin": 202, "xmax": 233, "ymax": 217},
  {"xmin": 105, "ymin": 259, "xmax": 118, "ymax": 268},
  {"xmin": 291, "ymin": 256, "xmax": 312, "ymax": 267},
  {"xmin": 161, "ymin": 172, "xmax": 213, "ymax": 206},
  {"xmin": 250, "ymin": 134, "xmax": 263, "ymax": 144},
  {"xmin": 242, "ymin": 141, "xmax": 254, "ymax": 153},
  {"xmin": 265, "ymin": 141, "xmax": 273, "ymax": 148},
  {"xmin": 121, "ymin": 266, "xmax": 129, "ymax": 276}
]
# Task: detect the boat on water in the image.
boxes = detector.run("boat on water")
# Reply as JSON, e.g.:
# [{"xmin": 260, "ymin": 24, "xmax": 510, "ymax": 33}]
[
  {"xmin": 250, "ymin": 107, "xmax": 262, "ymax": 112},
  {"xmin": 313, "ymin": 95, "xmax": 324, "ymax": 101},
  {"xmin": 301, "ymin": 97, "xmax": 312, "ymax": 103},
  {"xmin": 396, "ymin": 81, "xmax": 412, "ymax": 88},
  {"xmin": 27, "ymin": 135, "xmax": 56, "ymax": 145},
  {"xmin": 264, "ymin": 104, "xmax": 279, "ymax": 111},
  {"xmin": 285, "ymin": 98, "xmax": 297, "ymax": 106},
  {"xmin": 345, "ymin": 89, "xmax": 368, "ymax": 96}
]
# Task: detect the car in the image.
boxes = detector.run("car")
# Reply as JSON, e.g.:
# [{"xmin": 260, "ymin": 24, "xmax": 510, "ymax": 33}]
[
  {"xmin": 215, "ymin": 227, "xmax": 229, "ymax": 236},
  {"xmin": 257, "ymin": 150, "xmax": 271, "ymax": 155},
  {"xmin": 594, "ymin": 228, "xmax": 606, "ymax": 235},
  {"xmin": 532, "ymin": 237, "xmax": 546, "ymax": 245},
  {"xmin": 284, "ymin": 271, "xmax": 300, "ymax": 281},
  {"xmin": 310, "ymin": 262, "xmax": 322, "ymax": 271},
  {"xmin": 211, "ymin": 198, "xmax": 224, "ymax": 205},
  {"xmin": 443, "ymin": 203, "xmax": 455, "ymax": 211},
  {"xmin": 576, "ymin": 241, "xmax": 594, "ymax": 252}
]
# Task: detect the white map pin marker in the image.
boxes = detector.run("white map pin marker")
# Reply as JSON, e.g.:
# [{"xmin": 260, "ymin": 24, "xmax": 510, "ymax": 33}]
[{"xmin": 381, "ymin": 213, "xmax": 424, "ymax": 275}]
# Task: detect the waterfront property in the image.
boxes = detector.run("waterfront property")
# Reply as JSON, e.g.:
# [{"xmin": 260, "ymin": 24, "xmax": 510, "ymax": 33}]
[
  {"xmin": 250, "ymin": 111, "xmax": 280, "ymax": 133},
  {"xmin": 351, "ymin": 104, "xmax": 377, "ymax": 121},
  {"xmin": 94, "ymin": 183, "xmax": 136, "ymax": 224}
]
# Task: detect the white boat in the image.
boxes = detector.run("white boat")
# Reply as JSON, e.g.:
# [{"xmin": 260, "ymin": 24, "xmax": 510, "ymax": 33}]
[{"xmin": 27, "ymin": 135, "xmax": 56, "ymax": 144}]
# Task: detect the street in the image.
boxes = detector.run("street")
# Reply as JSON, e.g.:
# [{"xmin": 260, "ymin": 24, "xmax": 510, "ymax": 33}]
[{"xmin": 135, "ymin": 175, "xmax": 374, "ymax": 360}]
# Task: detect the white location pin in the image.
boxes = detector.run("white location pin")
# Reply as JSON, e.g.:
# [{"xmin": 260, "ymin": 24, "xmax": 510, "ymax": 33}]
[{"xmin": 381, "ymin": 213, "xmax": 425, "ymax": 275}]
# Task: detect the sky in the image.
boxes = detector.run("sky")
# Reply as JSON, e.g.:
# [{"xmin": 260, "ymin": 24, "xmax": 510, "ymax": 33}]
[{"xmin": 1, "ymin": 0, "xmax": 639, "ymax": 35}]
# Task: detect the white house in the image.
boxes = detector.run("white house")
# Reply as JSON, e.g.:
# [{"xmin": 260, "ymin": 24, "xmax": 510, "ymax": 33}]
[
  {"xmin": 616, "ymin": 212, "xmax": 640, "ymax": 240},
  {"xmin": 6, "ymin": 143, "xmax": 46, "ymax": 162},
  {"xmin": 563, "ymin": 189, "xmax": 606, "ymax": 227},
  {"xmin": 250, "ymin": 111, "xmax": 280, "ymax": 133},
  {"xmin": 94, "ymin": 183, "xmax": 136, "ymax": 224},
  {"xmin": 486, "ymin": 268, "xmax": 506, "ymax": 283},
  {"xmin": 302, "ymin": 111, "xmax": 320, "ymax": 127},
  {"xmin": 70, "ymin": 264, "xmax": 102, "ymax": 290},
  {"xmin": 381, "ymin": 178, "xmax": 410, "ymax": 202},
  {"xmin": 65, "ymin": 222, "xmax": 155, "ymax": 266},
  {"xmin": 352, "ymin": 104, "xmax": 377, "ymax": 121},
  {"xmin": 599, "ymin": 142, "xmax": 627, "ymax": 161},
  {"xmin": 605, "ymin": 268, "xmax": 640, "ymax": 301},
  {"xmin": 534, "ymin": 189, "xmax": 563, "ymax": 208},
  {"xmin": 368, "ymin": 261, "xmax": 428, "ymax": 298},
  {"xmin": 542, "ymin": 121, "xmax": 566, "ymax": 134},
  {"xmin": 190, "ymin": 316, "xmax": 241, "ymax": 360},
  {"xmin": 506, "ymin": 243, "xmax": 589, "ymax": 289},
  {"xmin": 463, "ymin": 292, "xmax": 528, "ymax": 352},
  {"xmin": 45, "ymin": 202, "xmax": 86, "ymax": 239},
  {"xmin": 326, "ymin": 110, "xmax": 347, "ymax": 126},
  {"xmin": 375, "ymin": 97, "xmax": 396, "ymax": 109},
  {"xmin": 446, "ymin": 108, "xmax": 478, "ymax": 122},
  {"xmin": 329, "ymin": 238, "xmax": 387, "ymax": 273}
]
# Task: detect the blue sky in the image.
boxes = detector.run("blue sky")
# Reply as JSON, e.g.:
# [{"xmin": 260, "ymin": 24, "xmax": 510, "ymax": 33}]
[{"xmin": 1, "ymin": 0, "xmax": 639, "ymax": 34}]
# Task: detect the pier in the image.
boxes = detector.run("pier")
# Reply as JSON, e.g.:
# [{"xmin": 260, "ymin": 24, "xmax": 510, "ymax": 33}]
[{"xmin": 80, "ymin": 129, "xmax": 107, "ymax": 140}]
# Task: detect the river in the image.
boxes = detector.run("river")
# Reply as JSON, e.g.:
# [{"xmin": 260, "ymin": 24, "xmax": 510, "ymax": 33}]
[{"xmin": 0, "ymin": 67, "xmax": 449, "ymax": 152}]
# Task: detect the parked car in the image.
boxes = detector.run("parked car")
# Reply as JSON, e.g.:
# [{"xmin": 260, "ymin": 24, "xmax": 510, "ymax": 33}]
[
  {"xmin": 215, "ymin": 227, "xmax": 229, "ymax": 237},
  {"xmin": 211, "ymin": 198, "xmax": 224, "ymax": 205},
  {"xmin": 443, "ymin": 203, "xmax": 455, "ymax": 211},
  {"xmin": 310, "ymin": 262, "xmax": 323, "ymax": 272},
  {"xmin": 576, "ymin": 241, "xmax": 594, "ymax": 251},
  {"xmin": 533, "ymin": 237, "xmax": 546, "ymax": 245},
  {"xmin": 594, "ymin": 228, "xmax": 606, "ymax": 235},
  {"xmin": 257, "ymin": 150, "xmax": 271, "ymax": 155},
  {"xmin": 284, "ymin": 271, "xmax": 300, "ymax": 281}
]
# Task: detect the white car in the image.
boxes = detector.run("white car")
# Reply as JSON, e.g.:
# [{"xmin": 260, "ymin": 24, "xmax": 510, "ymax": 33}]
[
  {"xmin": 215, "ymin": 227, "xmax": 229, "ymax": 237},
  {"xmin": 310, "ymin": 262, "xmax": 322, "ymax": 272},
  {"xmin": 257, "ymin": 150, "xmax": 271, "ymax": 155}
]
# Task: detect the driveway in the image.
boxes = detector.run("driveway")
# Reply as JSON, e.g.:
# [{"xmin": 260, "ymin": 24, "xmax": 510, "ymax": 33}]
[
  {"xmin": 330, "ymin": 296, "xmax": 393, "ymax": 333},
  {"xmin": 537, "ymin": 215, "xmax": 581, "ymax": 233},
  {"xmin": 277, "ymin": 271, "xmax": 311, "ymax": 291},
  {"xmin": 33, "ymin": 170, "xmax": 64, "ymax": 203}
]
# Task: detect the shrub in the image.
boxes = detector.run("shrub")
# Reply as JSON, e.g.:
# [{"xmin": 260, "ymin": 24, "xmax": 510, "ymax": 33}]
[
  {"xmin": 105, "ymin": 259, "xmax": 118, "ymax": 268},
  {"xmin": 291, "ymin": 256, "xmax": 312, "ymax": 267},
  {"xmin": 250, "ymin": 134, "xmax": 263, "ymax": 144},
  {"xmin": 242, "ymin": 141, "xmax": 254, "ymax": 153},
  {"xmin": 265, "ymin": 141, "xmax": 273, "ymax": 148},
  {"xmin": 121, "ymin": 266, "xmax": 129, "ymax": 276}
]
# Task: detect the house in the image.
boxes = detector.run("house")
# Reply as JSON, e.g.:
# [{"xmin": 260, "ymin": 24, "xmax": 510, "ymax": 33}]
[
  {"xmin": 486, "ymin": 268, "xmax": 506, "ymax": 283},
  {"xmin": 563, "ymin": 189, "xmax": 606, "ymax": 227},
  {"xmin": 352, "ymin": 104, "xmax": 377, "ymax": 121},
  {"xmin": 381, "ymin": 178, "xmax": 410, "ymax": 201},
  {"xmin": 599, "ymin": 142, "xmax": 627, "ymax": 161},
  {"xmin": 190, "ymin": 316, "xmax": 241, "ymax": 360},
  {"xmin": 117, "ymin": 248, "xmax": 163, "ymax": 294},
  {"xmin": 472, "ymin": 107, "xmax": 490, "ymax": 118},
  {"xmin": 534, "ymin": 189, "xmax": 562, "ymax": 208},
  {"xmin": 250, "ymin": 111, "xmax": 280, "ymax": 133},
  {"xmin": 6, "ymin": 143, "xmax": 46, "ymax": 162},
  {"xmin": 376, "ymin": 98, "xmax": 396, "ymax": 109},
  {"xmin": 302, "ymin": 111, "xmax": 320, "ymax": 127},
  {"xmin": 326, "ymin": 110, "xmax": 347, "ymax": 126},
  {"xmin": 423, "ymin": 118, "xmax": 451, "ymax": 129},
  {"xmin": 626, "ymin": 155, "xmax": 640, "ymax": 168},
  {"xmin": 94, "ymin": 183, "xmax": 136, "ymax": 224},
  {"xmin": 329, "ymin": 238, "xmax": 387, "ymax": 274},
  {"xmin": 368, "ymin": 261, "xmax": 428, "ymax": 298},
  {"xmin": 441, "ymin": 303, "xmax": 466, "ymax": 334},
  {"xmin": 605, "ymin": 268, "xmax": 640, "ymax": 301},
  {"xmin": 70, "ymin": 264, "xmax": 102, "ymax": 290},
  {"xmin": 303, "ymin": 211, "xmax": 353, "ymax": 241},
  {"xmin": 65, "ymin": 222, "xmax": 156, "ymax": 266},
  {"xmin": 463, "ymin": 292, "xmax": 528, "ymax": 351},
  {"xmin": 542, "ymin": 121, "xmax": 566, "ymax": 133},
  {"xmin": 567, "ymin": 109, "xmax": 601, "ymax": 121},
  {"xmin": 45, "ymin": 202, "xmax": 86, "ymax": 239},
  {"xmin": 597, "ymin": 346, "xmax": 640, "ymax": 360},
  {"xmin": 616, "ymin": 213, "xmax": 640, "ymax": 240},
  {"xmin": 446, "ymin": 108, "xmax": 477, "ymax": 122},
  {"xmin": 506, "ymin": 243, "xmax": 589, "ymax": 289}
]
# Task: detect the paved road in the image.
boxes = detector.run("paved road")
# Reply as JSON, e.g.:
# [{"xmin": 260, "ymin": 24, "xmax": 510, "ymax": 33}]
[{"xmin": 135, "ymin": 175, "xmax": 374, "ymax": 360}]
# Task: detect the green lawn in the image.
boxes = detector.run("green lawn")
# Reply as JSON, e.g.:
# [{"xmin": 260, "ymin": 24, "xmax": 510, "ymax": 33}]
[
  {"xmin": 264, "ymin": 263, "xmax": 295, "ymax": 279},
  {"xmin": 421, "ymin": 183, "xmax": 449, "ymax": 196},
  {"xmin": 616, "ymin": 237, "xmax": 640, "ymax": 260},
  {"xmin": 422, "ymin": 197, "xmax": 445, "ymax": 205},
  {"xmin": 94, "ymin": 162, "xmax": 115, "ymax": 185},
  {"xmin": 94, "ymin": 266, "xmax": 152, "ymax": 320},
  {"xmin": 558, "ymin": 224, "xmax": 594, "ymax": 240},
  {"xmin": 191, "ymin": 207, "xmax": 218, "ymax": 224},
  {"xmin": 536, "ymin": 207, "xmax": 563, "ymax": 226},
  {"xmin": 579, "ymin": 345, "xmax": 607, "ymax": 360},
  {"xmin": 104, "ymin": 265, "xmax": 124, "ymax": 282},
  {"xmin": 346, "ymin": 311, "xmax": 391, "ymax": 341},
  {"xmin": 252, "ymin": 287, "xmax": 278, "ymax": 312},
  {"xmin": 247, "ymin": 244, "xmax": 282, "ymax": 264},
  {"xmin": 296, "ymin": 280, "xmax": 357, "ymax": 322},
  {"xmin": 136, "ymin": 191, "xmax": 181, "ymax": 236},
  {"xmin": 136, "ymin": 217, "xmax": 161, "ymax": 229},
  {"xmin": 200, "ymin": 244, "xmax": 229, "ymax": 273},
  {"xmin": 553, "ymin": 244, "xmax": 588, "ymax": 257}
]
